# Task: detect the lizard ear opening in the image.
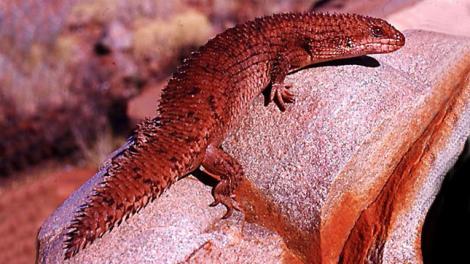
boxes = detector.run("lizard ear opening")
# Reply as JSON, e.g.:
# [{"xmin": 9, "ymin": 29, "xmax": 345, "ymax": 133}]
[{"xmin": 345, "ymin": 37, "xmax": 354, "ymax": 48}]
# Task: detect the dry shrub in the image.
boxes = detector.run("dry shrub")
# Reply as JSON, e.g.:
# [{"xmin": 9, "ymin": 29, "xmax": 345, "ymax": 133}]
[
  {"xmin": 0, "ymin": 52, "xmax": 73, "ymax": 117},
  {"xmin": 132, "ymin": 10, "xmax": 212, "ymax": 67},
  {"xmin": 68, "ymin": 0, "xmax": 119, "ymax": 25},
  {"xmin": 0, "ymin": 1, "xmax": 80, "ymax": 116}
]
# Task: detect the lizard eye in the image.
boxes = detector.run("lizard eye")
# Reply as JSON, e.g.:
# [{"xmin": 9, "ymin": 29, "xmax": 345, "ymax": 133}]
[{"xmin": 371, "ymin": 26, "xmax": 384, "ymax": 37}]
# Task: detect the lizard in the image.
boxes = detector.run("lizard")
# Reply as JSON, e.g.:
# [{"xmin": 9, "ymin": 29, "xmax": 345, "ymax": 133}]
[{"xmin": 63, "ymin": 12, "xmax": 405, "ymax": 259}]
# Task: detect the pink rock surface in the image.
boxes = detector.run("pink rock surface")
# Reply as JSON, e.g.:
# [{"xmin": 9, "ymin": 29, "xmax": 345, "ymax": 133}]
[
  {"xmin": 38, "ymin": 30, "xmax": 470, "ymax": 263},
  {"xmin": 340, "ymin": 31, "xmax": 470, "ymax": 263},
  {"xmin": 387, "ymin": 0, "xmax": 470, "ymax": 37}
]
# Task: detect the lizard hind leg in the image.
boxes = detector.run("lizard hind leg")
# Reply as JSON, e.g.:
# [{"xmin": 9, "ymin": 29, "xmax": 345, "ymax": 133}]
[{"xmin": 201, "ymin": 144, "xmax": 243, "ymax": 218}]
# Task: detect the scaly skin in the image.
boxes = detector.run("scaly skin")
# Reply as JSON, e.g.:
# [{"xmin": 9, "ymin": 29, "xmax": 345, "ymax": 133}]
[{"xmin": 64, "ymin": 12, "xmax": 405, "ymax": 259}]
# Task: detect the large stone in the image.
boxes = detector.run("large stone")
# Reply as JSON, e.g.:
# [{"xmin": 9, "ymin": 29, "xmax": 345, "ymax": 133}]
[{"xmin": 38, "ymin": 30, "xmax": 470, "ymax": 263}]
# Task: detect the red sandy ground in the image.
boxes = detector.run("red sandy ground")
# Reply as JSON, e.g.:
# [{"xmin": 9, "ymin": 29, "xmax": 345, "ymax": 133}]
[{"xmin": 0, "ymin": 165, "xmax": 95, "ymax": 264}]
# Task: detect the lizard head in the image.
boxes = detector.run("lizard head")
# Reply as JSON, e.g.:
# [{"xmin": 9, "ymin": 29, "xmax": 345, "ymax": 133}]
[
  {"xmin": 307, "ymin": 13, "xmax": 405, "ymax": 61},
  {"xmin": 351, "ymin": 15, "xmax": 405, "ymax": 54}
]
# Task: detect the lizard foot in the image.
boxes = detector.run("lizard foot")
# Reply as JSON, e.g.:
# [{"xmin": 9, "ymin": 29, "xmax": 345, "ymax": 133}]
[
  {"xmin": 210, "ymin": 179, "xmax": 241, "ymax": 218},
  {"xmin": 202, "ymin": 144, "xmax": 244, "ymax": 219},
  {"xmin": 269, "ymin": 82, "xmax": 295, "ymax": 112}
]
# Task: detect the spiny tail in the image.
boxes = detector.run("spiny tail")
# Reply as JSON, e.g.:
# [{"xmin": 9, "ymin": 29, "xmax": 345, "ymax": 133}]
[{"xmin": 63, "ymin": 119, "xmax": 181, "ymax": 259}]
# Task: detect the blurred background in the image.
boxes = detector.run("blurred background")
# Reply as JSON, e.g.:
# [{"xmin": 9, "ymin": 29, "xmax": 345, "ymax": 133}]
[{"xmin": 0, "ymin": 0, "xmax": 468, "ymax": 263}]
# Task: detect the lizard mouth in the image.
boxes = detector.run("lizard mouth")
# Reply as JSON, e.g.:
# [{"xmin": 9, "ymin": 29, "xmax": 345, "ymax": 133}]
[
  {"xmin": 365, "ymin": 40, "xmax": 405, "ymax": 53},
  {"xmin": 366, "ymin": 32, "xmax": 406, "ymax": 53}
]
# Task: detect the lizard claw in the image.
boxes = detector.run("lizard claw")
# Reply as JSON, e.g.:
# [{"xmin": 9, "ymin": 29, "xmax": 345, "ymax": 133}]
[{"xmin": 209, "ymin": 201, "xmax": 219, "ymax": 207}]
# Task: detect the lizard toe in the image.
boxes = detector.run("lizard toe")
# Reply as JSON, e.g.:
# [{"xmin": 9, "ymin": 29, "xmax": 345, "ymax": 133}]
[
  {"xmin": 271, "ymin": 83, "xmax": 295, "ymax": 111},
  {"xmin": 281, "ymin": 89, "xmax": 295, "ymax": 103},
  {"xmin": 211, "ymin": 179, "xmax": 240, "ymax": 218}
]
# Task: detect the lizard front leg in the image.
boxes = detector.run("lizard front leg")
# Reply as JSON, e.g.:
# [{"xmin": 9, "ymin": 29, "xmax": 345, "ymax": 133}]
[
  {"xmin": 201, "ymin": 144, "xmax": 243, "ymax": 218},
  {"xmin": 268, "ymin": 53, "xmax": 295, "ymax": 112}
]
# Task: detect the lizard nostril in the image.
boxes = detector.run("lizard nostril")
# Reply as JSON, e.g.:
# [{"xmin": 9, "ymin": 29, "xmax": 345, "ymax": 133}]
[{"xmin": 395, "ymin": 32, "xmax": 406, "ymax": 45}]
